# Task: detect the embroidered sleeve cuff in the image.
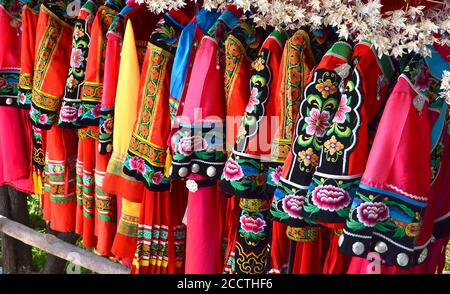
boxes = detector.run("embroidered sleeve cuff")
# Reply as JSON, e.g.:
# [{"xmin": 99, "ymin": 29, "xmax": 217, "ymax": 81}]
[
  {"xmin": 220, "ymin": 152, "xmax": 268, "ymax": 199},
  {"xmin": 98, "ymin": 107, "xmax": 114, "ymax": 154},
  {"xmin": 339, "ymin": 185, "xmax": 427, "ymax": 268}
]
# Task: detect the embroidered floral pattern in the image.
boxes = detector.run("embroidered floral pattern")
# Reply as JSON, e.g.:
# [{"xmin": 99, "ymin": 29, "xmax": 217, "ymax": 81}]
[
  {"xmin": 223, "ymin": 158, "xmax": 244, "ymax": 181},
  {"xmin": 298, "ymin": 148, "xmax": 319, "ymax": 168},
  {"xmin": 333, "ymin": 94, "xmax": 351, "ymax": 123},
  {"xmin": 305, "ymin": 108, "xmax": 331, "ymax": 137},
  {"xmin": 0, "ymin": 71, "xmax": 19, "ymax": 106},
  {"xmin": 246, "ymin": 87, "xmax": 260, "ymax": 113},
  {"xmin": 310, "ymin": 185, "xmax": 351, "ymax": 212},
  {"xmin": 270, "ymin": 165, "xmax": 283, "ymax": 185},
  {"xmin": 58, "ymin": 6, "xmax": 95, "ymax": 127},
  {"xmin": 356, "ymin": 202, "xmax": 390, "ymax": 227},
  {"xmin": 281, "ymin": 195, "xmax": 306, "ymax": 219},
  {"xmin": 315, "ymin": 79, "xmax": 337, "ymax": 98},
  {"xmin": 240, "ymin": 214, "xmax": 266, "ymax": 234}
]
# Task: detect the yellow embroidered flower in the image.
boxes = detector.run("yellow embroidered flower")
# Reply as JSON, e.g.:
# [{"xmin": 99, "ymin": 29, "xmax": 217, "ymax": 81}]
[
  {"xmin": 405, "ymin": 223, "xmax": 420, "ymax": 237},
  {"xmin": 66, "ymin": 75, "xmax": 78, "ymax": 89},
  {"xmin": 324, "ymin": 136, "xmax": 344, "ymax": 155},
  {"xmin": 298, "ymin": 148, "xmax": 319, "ymax": 167},
  {"xmin": 252, "ymin": 57, "xmax": 265, "ymax": 71},
  {"xmin": 315, "ymin": 79, "xmax": 338, "ymax": 98}
]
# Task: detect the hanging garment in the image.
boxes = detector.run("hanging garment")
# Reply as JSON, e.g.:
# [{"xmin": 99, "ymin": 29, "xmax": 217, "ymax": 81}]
[
  {"xmin": 117, "ymin": 9, "xmax": 190, "ymax": 264},
  {"xmin": 220, "ymin": 18, "xmax": 269, "ymax": 274},
  {"xmin": 269, "ymin": 40, "xmax": 354, "ymax": 274},
  {"xmin": 0, "ymin": 0, "xmax": 33, "ymax": 194},
  {"xmin": 101, "ymin": 5, "xmax": 157, "ymax": 199},
  {"xmin": 339, "ymin": 55, "xmax": 435, "ymax": 268},
  {"xmin": 168, "ymin": 5, "xmax": 242, "ymax": 274},
  {"xmin": 102, "ymin": 10, "xmax": 152, "ymax": 263},
  {"xmin": 293, "ymin": 41, "xmax": 395, "ymax": 274},
  {"xmin": 17, "ymin": 0, "xmax": 42, "ymax": 109},
  {"xmin": 96, "ymin": 3, "xmax": 158, "ymax": 261},
  {"xmin": 17, "ymin": 1, "xmax": 45, "ymax": 195},
  {"xmin": 300, "ymin": 41, "xmax": 395, "ymax": 228},
  {"xmin": 270, "ymin": 41, "xmax": 353, "ymax": 228},
  {"xmin": 57, "ymin": 0, "xmax": 99, "ymax": 128},
  {"xmin": 220, "ymin": 28, "xmax": 287, "ymax": 274},
  {"xmin": 74, "ymin": 1, "xmax": 122, "ymax": 252},
  {"xmin": 345, "ymin": 45, "xmax": 450, "ymax": 274},
  {"xmin": 30, "ymin": 2, "xmax": 78, "ymax": 233},
  {"xmin": 264, "ymin": 31, "xmax": 320, "ymax": 274},
  {"xmin": 132, "ymin": 8, "xmax": 220, "ymax": 274}
]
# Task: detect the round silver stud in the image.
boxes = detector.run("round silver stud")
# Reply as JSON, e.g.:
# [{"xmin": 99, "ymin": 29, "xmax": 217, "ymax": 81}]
[
  {"xmin": 338, "ymin": 234, "xmax": 344, "ymax": 247},
  {"xmin": 352, "ymin": 242, "xmax": 365, "ymax": 255},
  {"xmin": 191, "ymin": 163, "xmax": 200, "ymax": 173},
  {"xmin": 206, "ymin": 166, "xmax": 217, "ymax": 177},
  {"xmin": 6, "ymin": 98, "xmax": 13, "ymax": 105},
  {"xmin": 374, "ymin": 241, "xmax": 388, "ymax": 254},
  {"xmin": 418, "ymin": 248, "xmax": 428, "ymax": 264},
  {"xmin": 178, "ymin": 167, "xmax": 188, "ymax": 177},
  {"xmin": 397, "ymin": 253, "xmax": 409, "ymax": 267}
]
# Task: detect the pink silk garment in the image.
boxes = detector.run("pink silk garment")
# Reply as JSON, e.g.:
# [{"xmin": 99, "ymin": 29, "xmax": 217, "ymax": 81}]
[{"xmin": 0, "ymin": 3, "xmax": 33, "ymax": 194}]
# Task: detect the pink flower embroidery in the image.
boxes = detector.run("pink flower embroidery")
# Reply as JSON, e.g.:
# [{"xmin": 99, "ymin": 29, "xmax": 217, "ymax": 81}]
[
  {"xmin": 239, "ymin": 214, "xmax": 266, "ymax": 234},
  {"xmin": 19, "ymin": 93, "xmax": 26, "ymax": 104},
  {"xmin": 151, "ymin": 171, "xmax": 164, "ymax": 185},
  {"xmin": 177, "ymin": 135, "xmax": 208, "ymax": 156},
  {"xmin": 178, "ymin": 136, "xmax": 194, "ymax": 156},
  {"xmin": 59, "ymin": 106, "xmax": 78, "ymax": 122},
  {"xmin": 333, "ymin": 94, "xmax": 351, "ymax": 124},
  {"xmin": 311, "ymin": 185, "xmax": 351, "ymax": 212},
  {"xmin": 129, "ymin": 156, "xmax": 146, "ymax": 174},
  {"xmin": 305, "ymin": 108, "xmax": 331, "ymax": 137},
  {"xmin": 223, "ymin": 158, "xmax": 244, "ymax": 181},
  {"xmin": 38, "ymin": 114, "xmax": 48, "ymax": 125},
  {"xmin": 32, "ymin": 125, "xmax": 42, "ymax": 135},
  {"xmin": 271, "ymin": 165, "xmax": 283, "ymax": 184},
  {"xmin": 92, "ymin": 104, "xmax": 101, "ymax": 118},
  {"xmin": 0, "ymin": 77, "xmax": 7, "ymax": 89},
  {"xmin": 192, "ymin": 135, "xmax": 208, "ymax": 151},
  {"xmin": 103, "ymin": 118, "xmax": 113, "ymax": 134},
  {"xmin": 282, "ymin": 195, "xmax": 306, "ymax": 219},
  {"xmin": 246, "ymin": 87, "xmax": 260, "ymax": 113},
  {"xmin": 70, "ymin": 48, "xmax": 84, "ymax": 68},
  {"xmin": 356, "ymin": 202, "xmax": 390, "ymax": 227}
]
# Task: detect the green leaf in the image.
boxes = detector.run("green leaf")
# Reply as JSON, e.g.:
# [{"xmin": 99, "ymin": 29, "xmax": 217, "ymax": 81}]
[
  {"xmin": 194, "ymin": 151, "xmax": 213, "ymax": 160},
  {"xmin": 393, "ymin": 227, "xmax": 406, "ymax": 238},
  {"xmin": 374, "ymin": 222, "xmax": 391, "ymax": 233},
  {"xmin": 340, "ymin": 181, "xmax": 359, "ymax": 190},
  {"xmin": 337, "ymin": 208, "xmax": 350, "ymax": 217},
  {"xmin": 397, "ymin": 203, "xmax": 416, "ymax": 218},
  {"xmin": 270, "ymin": 209, "xmax": 289, "ymax": 220},
  {"xmin": 230, "ymin": 180, "xmax": 248, "ymax": 191},
  {"xmin": 356, "ymin": 191, "xmax": 371, "ymax": 203},
  {"xmin": 383, "ymin": 201, "xmax": 415, "ymax": 218},
  {"xmin": 312, "ymin": 177, "xmax": 323, "ymax": 186},
  {"xmin": 346, "ymin": 219, "xmax": 365, "ymax": 231},
  {"xmin": 173, "ymin": 153, "xmax": 185, "ymax": 161},
  {"xmin": 303, "ymin": 204, "xmax": 320, "ymax": 214}
]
